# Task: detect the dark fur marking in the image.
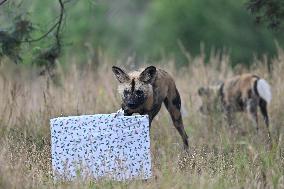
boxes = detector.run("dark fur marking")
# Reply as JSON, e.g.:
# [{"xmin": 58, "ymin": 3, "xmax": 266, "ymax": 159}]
[
  {"xmin": 253, "ymin": 79, "xmax": 259, "ymax": 96},
  {"xmin": 236, "ymin": 92, "xmax": 245, "ymax": 111},
  {"xmin": 259, "ymin": 98, "xmax": 269, "ymax": 126},
  {"xmin": 173, "ymin": 115, "xmax": 182, "ymax": 123},
  {"xmin": 248, "ymin": 98, "xmax": 258, "ymax": 112},
  {"xmin": 131, "ymin": 79, "xmax": 135, "ymax": 92},
  {"xmin": 164, "ymin": 97, "xmax": 169, "ymax": 109},
  {"xmin": 259, "ymin": 97, "xmax": 271, "ymax": 140},
  {"xmin": 248, "ymin": 89, "xmax": 252, "ymax": 98},
  {"xmin": 172, "ymin": 88, "xmax": 181, "ymax": 110},
  {"xmin": 149, "ymin": 104, "xmax": 162, "ymax": 123},
  {"xmin": 170, "ymin": 113, "xmax": 181, "ymax": 123},
  {"xmin": 152, "ymin": 104, "xmax": 161, "ymax": 114}
]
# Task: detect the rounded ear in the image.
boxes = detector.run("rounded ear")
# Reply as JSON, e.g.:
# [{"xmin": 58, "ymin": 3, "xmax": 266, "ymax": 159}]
[
  {"xmin": 198, "ymin": 87, "xmax": 208, "ymax": 96},
  {"xmin": 112, "ymin": 66, "xmax": 130, "ymax": 83},
  {"xmin": 139, "ymin": 66, "xmax": 157, "ymax": 83}
]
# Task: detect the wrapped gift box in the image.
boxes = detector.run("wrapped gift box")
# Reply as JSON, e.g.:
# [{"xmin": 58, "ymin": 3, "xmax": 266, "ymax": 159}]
[{"xmin": 50, "ymin": 113, "xmax": 151, "ymax": 181}]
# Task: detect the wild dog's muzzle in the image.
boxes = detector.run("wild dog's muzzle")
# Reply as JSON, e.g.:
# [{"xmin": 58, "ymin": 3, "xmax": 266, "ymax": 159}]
[{"xmin": 125, "ymin": 96, "xmax": 146, "ymax": 109}]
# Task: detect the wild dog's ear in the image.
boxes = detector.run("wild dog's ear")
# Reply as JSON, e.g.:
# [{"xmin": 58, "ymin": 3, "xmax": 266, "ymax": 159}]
[
  {"xmin": 112, "ymin": 66, "xmax": 130, "ymax": 83},
  {"xmin": 139, "ymin": 66, "xmax": 157, "ymax": 84},
  {"xmin": 198, "ymin": 87, "xmax": 209, "ymax": 96}
]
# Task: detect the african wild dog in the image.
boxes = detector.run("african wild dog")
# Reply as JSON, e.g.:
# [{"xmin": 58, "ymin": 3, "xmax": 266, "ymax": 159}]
[
  {"xmin": 198, "ymin": 73, "xmax": 272, "ymax": 140},
  {"xmin": 112, "ymin": 66, "xmax": 189, "ymax": 149}
]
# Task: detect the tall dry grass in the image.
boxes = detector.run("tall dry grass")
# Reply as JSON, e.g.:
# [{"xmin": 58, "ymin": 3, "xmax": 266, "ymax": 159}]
[{"xmin": 0, "ymin": 51, "xmax": 283, "ymax": 189}]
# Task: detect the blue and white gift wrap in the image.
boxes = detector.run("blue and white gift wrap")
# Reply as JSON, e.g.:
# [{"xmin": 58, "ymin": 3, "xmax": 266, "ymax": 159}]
[{"xmin": 50, "ymin": 111, "xmax": 151, "ymax": 181}]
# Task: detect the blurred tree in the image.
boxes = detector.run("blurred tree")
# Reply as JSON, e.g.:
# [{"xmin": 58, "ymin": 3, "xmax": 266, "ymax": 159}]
[
  {"xmin": 90, "ymin": 0, "xmax": 284, "ymax": 66},
  {"xmin": 92, "ymin": 0, "xmax": 150, "ymax": 57},
  {"xmin": 1, "ymin": 0, "xmax": 283, "ymax": 67},
  {"xmin": 0, "ymin": 0, "xmax": 67, "ymax": 76},
  {"xmin": 247, "ymin": 0, "xmax": 284, "ymax": 29},
  {"xmin": 33, "ymin": 0, "xmax": 65, "ymax": 76},
  {"xmin": 0, "ymin": 17, "xmax": 33, "ymax": 64},
  {"xmin": 139, "ymin": 0, "xmax": 284, "ymax": 65}
]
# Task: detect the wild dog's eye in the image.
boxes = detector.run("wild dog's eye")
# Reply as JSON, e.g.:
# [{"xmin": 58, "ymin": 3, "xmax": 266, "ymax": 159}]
[{"xmin": 136, "ymin": 90, "xmax": 143, "ymax": 96}]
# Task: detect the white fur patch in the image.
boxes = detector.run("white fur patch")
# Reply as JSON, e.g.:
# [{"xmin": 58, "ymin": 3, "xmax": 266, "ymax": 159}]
[{"xmin": 257, "ymin": 79, "xmax": 272, "ymax": 104}]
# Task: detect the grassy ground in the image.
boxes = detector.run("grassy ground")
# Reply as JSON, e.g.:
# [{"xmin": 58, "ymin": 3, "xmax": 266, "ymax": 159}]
[{"xmin": 0, "ymin": 52, "xmax": 283, "ymax": 189}]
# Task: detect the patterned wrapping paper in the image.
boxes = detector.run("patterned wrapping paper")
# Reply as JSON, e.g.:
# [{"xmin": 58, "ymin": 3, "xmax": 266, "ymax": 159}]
[{"xmin": 50, "ymin": 113, "xmax": 151, "ymax": 181}]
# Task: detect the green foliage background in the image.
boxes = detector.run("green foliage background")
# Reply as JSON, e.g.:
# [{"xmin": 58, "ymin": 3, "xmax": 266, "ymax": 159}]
[{"xmin": 1, "ymin": 0, "xmax": 284, "ymax": 66}]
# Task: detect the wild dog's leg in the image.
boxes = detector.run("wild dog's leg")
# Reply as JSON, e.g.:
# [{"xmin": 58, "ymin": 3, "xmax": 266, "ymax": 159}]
[
  {"xmin": 221, "ymin": 100, "xmax": 234, "ymax": 128},
  {"xmin": 259, "ymin": 98, "xmax": 271, "ymax": 141},
  {"xmin": 224, "ymin": 106, "xmax": 235, "ymax": 128},
  {"xmin": 164, "ymin": 89, "xmax": 189, "ymax": 149},
  {"xmin": 246, "ymin": 98, "xmax": 259, "ymax": 132},
  {"xmin": 148, "ymin": 104, "xmax": 162, "ymax": 128}
]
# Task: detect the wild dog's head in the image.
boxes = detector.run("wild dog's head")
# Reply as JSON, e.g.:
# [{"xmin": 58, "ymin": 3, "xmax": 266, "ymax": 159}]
[
  {"xmin": 112, "ymin": 66, "xmax": 157, "ymax": 110},
  {"xmin": 197, "ymin": 83, "xmax": 223, "ymax": 115}
]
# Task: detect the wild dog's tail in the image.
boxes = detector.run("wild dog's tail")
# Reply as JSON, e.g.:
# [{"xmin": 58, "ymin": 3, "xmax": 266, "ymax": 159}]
[{"xmin": 256, "ymin": 79, "xmax": 272, "ymax": 104}]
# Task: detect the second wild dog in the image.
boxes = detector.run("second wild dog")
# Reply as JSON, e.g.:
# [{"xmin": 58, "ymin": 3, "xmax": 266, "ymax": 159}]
[{"xmin": 198, "ymin": 73, "xmax": 272, "ymax": 140}]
